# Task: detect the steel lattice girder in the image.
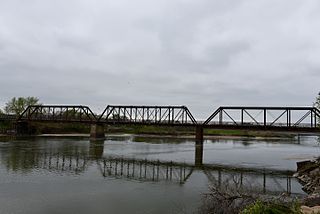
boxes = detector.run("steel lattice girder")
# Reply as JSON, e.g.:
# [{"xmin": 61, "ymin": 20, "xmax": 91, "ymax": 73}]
[
  {"xmin": 13, "ymin": 104, "xmax": 320, "ymax": 132},
  {"xmin": 203, "ymin": 106, "xmax": 320, "ymax": 129},
  {"xmin": 18, "ymin": 105, "xmax": 97, "ymax": 123},
  {"xmin": 99, "ymin": 105, "xmax": 197, "ymax": 125}
]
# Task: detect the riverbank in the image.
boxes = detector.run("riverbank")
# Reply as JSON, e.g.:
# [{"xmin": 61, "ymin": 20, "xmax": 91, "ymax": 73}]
[
  {"xmin": 200, "ymin": 156, "xmax": 320, "ymax": 214},
  {"xmin": 0, "ymin": 122, "xmax": 298, "ymax": 139},
  {"xmin": 295, "ymin": 158, "xmax": 320, "ymax": 207},
  {"xmin": 107, "ymin": 125, "xmax": 296, "ymax": 138},
  {"xmin": 0, "ymin": 132, "xmax": 296, "ymax": 142}
]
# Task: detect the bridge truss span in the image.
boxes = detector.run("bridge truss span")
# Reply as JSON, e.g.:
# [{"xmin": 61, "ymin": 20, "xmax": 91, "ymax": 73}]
[
  {"xmin": 203, "ymin": 106, "xmax": 320, "ymax": 131},
  {"xmin": 9, "ymin": 104, "xmax": 320, "ymax": 135},
  {"xmin": 0, "ymin": 114, "xmax": 17, "ymax": 121},
  {"xmin": 99, "ymin": 105, "xmax": 197, "ymax": 126},
  {"xmin": 18, "ymin": 105, "xmax": 97, "ymax": 123}
]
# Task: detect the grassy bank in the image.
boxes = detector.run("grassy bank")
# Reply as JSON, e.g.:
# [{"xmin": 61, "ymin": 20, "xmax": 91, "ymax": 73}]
[
  {"xmin": 241, "ymin": 200, "xmax": 301, "ymax": 214},
  {"xmin": 106, "ymin": 125, "xmax": 194, "ymax": 135},
  {"xmin": 30, "ymin": 122, "xmax": 90, "ymax": 134},
  {"xmin": 107, "ymin": 125, "xmax": 295, "ymax": 138},
  {"xmin": 0, "ymin": 121, "xmax": 295, "ymax": 138},
  {"xmin": 204, "ymin": 129, "xmax": 295, "ymax": 138},
  {"xmin": 0, "ymin": 121, "xmax": 15, "ymax": 134},
  {"xmin": 109, "ymin": 125, "xmax": 294, "ymax": 138}
]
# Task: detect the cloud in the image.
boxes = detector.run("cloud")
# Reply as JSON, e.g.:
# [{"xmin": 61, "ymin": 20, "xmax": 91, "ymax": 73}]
[{"xmin": 0, "ymin": 0, "xmax": 319, "ymax": 118}]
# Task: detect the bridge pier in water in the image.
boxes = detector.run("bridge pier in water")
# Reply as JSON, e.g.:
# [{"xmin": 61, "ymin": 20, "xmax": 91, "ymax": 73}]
[
  {"xmin": 16, "ymin": 121, "xmax": 35, "ymax": 136},
  {"xmin": 90, "ymin": 123, "xmax": 105, "ymax": 140},
  {"xmin": 195, "ymin": 125, "xmax": 204, "ymax": 166},
  {"xmin": 195, "ymin": 125, "xmax": 204, "ymax": 143}
]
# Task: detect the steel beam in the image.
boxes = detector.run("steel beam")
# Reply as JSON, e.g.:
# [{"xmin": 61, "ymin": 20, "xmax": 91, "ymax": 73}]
[
  {"xmin": 99, "ymin": 105, "xmax": 197, "ymax": 126},
  {"xmin": 203, "ymin": 106, "xmax": 320, "ymax": 131}
]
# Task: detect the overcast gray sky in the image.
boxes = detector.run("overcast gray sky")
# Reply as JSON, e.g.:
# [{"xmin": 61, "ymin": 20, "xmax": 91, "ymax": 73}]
[{"xmin": 0, "ymin": 0, "xmax": 319, "ymax": 118}]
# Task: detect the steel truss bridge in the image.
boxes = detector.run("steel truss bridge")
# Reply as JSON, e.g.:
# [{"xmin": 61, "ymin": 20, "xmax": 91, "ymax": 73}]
[
  {"xmin": 99, "ymin": 105, "xmax": 197, "ymax": 125},
  {"xmin": 16, "ymin": 105, "xmax": 97, "ymax": 123},
  {"xmin": 203, "ymin": 106, "xmax": 320, "ymax": 132},
  {"xmin": 10, "ymin": 105, "xmax": 319, "ymax": 132},
  {"xmin": 14, "ymin": 105, "xmax": 196, "ymax": 125}
]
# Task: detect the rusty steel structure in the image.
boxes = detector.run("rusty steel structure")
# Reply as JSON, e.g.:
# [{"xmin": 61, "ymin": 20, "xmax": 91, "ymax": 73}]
[
  {"xmin": 98, "ymin": 105, "xmax": 197, "ymax": 125},
  {"xmin": 5, "ymin": 104, "xmax": 319, "ymax": 134},
  {"xmin": 18, "ymin": 105, "xmax": 97, "ymax": 123},
  {"xmin": 0, "ymin": 114, "xmax": 17, "ymax": 121},
  {"xmin": 203, "ymin": 106, "xmax": 320, "ymax": 131}
]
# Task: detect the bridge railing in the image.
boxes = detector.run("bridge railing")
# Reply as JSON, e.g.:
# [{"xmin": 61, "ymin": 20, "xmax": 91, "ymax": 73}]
[
  {"xmin": 11, "ymin": 104, "xmax": 320, "ymax": 131},
  {"xmin": 98, "ymin": 105, "xmax": 197, "ymax": 125},
  {"xmin": 0, "ymin": 114, "xmax": 17, "ymax": 121},
  {"xmin": 203, "ymin": 107, "xmax": 320, "ymax": 129},
  {"xmin": 18, "ymin": 105, "xmax": 97, "ymax": 123}
]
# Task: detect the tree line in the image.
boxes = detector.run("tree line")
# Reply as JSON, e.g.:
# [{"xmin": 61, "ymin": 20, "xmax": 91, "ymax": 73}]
[{"xmin": 0, "ymin": 97, "xmax": 40, "ymax": 115}]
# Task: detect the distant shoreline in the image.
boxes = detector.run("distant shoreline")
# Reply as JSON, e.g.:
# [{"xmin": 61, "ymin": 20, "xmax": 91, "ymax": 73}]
[{"xmin": 0, "ymin": 132, "xmax": 296, "ymax": 141}]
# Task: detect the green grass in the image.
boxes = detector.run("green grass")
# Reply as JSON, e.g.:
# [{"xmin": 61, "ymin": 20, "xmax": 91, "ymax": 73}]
[
  {"xmin": 107, "ymin": 125, "xmax": 194, "ymax": 135},
  {"xmin": 29, "ymin": 122, "xmax": 90, "ymax": 134},
  {"xmin": 107, "ymin": 125, "xmax": 294, "ymax": 138},
  {"xmin": 204, "ymin": 129, "xmax": 294, "ymax": 138},
  {"xmin": 204, "ymin": 129, "xmax": 251, "ymax": 136},
  {"xmin": 241, "ymin": 200, "xmax": 302, "ymax": 214},
  {"xmin": 0, "ymin": 121, "xmax": 15, "ymax": 133},
  {"xmin": 0, "ymin": 121, "xmax": 295, "ymax": 138}
]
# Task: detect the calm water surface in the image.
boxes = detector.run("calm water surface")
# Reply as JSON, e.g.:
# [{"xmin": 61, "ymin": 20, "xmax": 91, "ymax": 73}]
[{"xmin": 0, "ymin": 135, "xmax": 319, "ymax": 214}]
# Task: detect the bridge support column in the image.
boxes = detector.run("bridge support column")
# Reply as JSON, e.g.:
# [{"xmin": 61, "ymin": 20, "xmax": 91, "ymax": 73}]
[
  {"xmin": 195, "ymin": 125, "xmax": 204, "ymax": 166},
  {"xmin": 195, "ymin": 125, "xmax": 204, "ymax": 144},
  {"xmin": 90, "ymin": 123, "xmax": 105, "ymax": 140},
  {"xmin": 16, "ymin": 121, "xmax": 35, "ymax": 136}
]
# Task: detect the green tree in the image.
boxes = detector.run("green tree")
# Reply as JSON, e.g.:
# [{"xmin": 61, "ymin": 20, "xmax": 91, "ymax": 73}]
[{"xmin": 4, "ymin": 97, "xmax": 40, "ymax": 115}]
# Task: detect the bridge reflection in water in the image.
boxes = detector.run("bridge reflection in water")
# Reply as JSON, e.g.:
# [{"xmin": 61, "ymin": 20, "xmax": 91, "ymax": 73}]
[
  {"xmin": 2, "ymin": 139, "xmax": 300, "ymax": 197},
  {"xmin": 99, "ymin": 157, "xmax": 193, "ymax": 184}
]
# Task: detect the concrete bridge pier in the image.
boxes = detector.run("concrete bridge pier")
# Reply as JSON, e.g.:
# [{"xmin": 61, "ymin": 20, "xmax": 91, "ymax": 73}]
[
  {"xmin": 16, "ymin": 121, "xmax": 35, "ymax": 136},
  {"xmin": 195, "ymin": 125, "xmax": 204, "ymax": 166},
  {"xmin": 195, "ymin": 125, "xmax": 204, "ymax": 143},
  {"xmin": 90, "ymin": 123, "xmax": 105, "ymax": 140}
]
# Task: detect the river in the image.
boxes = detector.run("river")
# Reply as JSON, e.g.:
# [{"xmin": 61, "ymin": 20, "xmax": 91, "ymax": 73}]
[{"xmin": 0, "ymin": 135, "xmax": 319, "ymax": 213}]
